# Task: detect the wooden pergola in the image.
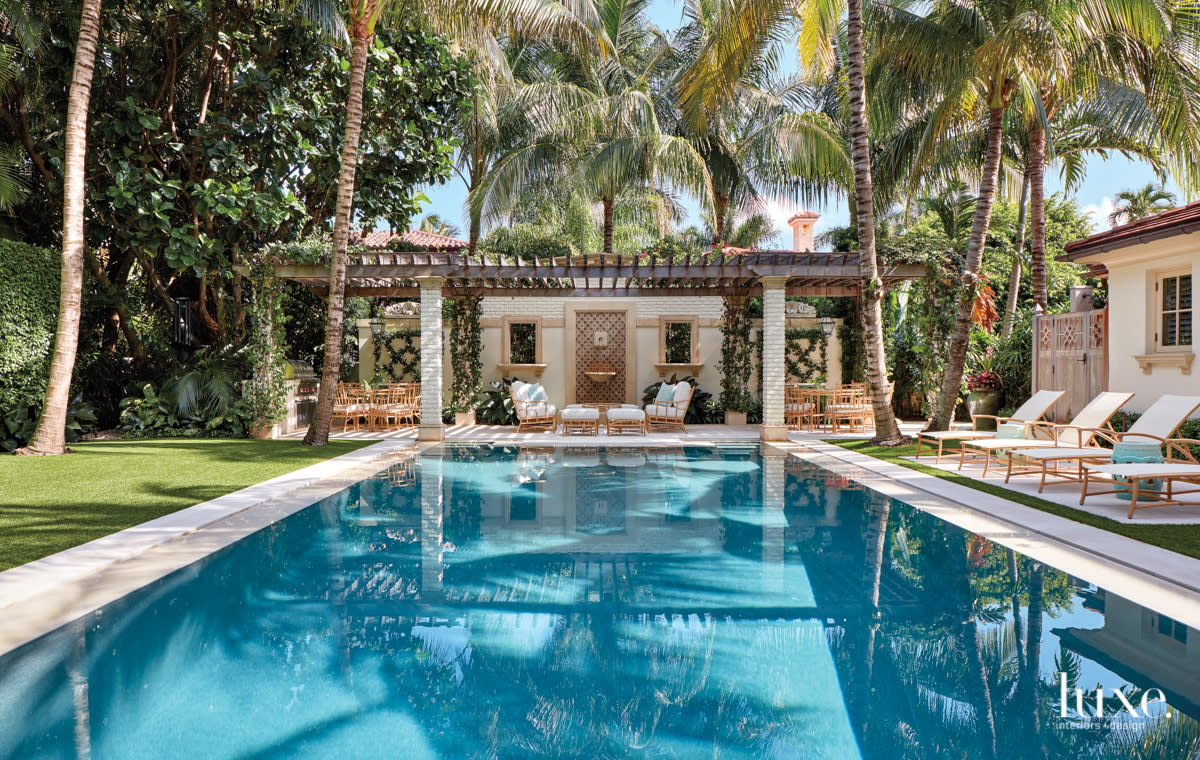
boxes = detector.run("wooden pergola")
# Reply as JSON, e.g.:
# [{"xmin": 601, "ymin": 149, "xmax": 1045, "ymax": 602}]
[
  {"xmin": 277, "ymin": 250, "xmax": 926, "ymax": 298},
  {"xmin": 277, "ymin": 249, "xmax": 925, "ymax": 441}
]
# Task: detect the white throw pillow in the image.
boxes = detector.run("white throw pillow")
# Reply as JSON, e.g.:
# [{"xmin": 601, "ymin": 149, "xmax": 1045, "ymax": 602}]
[{"xmin": 672, "ymin": 381, "xmax": 692, "ymax": 403}]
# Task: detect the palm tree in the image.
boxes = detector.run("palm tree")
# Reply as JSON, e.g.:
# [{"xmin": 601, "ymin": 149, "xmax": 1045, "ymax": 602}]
[
  {"xmin": 670, "ymin": 0, "xmax": 905, "ymax": 444},
  {"xmin": 1108, "ymin": 182, "xmax": 1178, "ymax": 227},
  {"xmin": 16, "ymin": 0, "xmax": 102, "ymax": 456},
  {"xmin": 474, "ymin": 0, "xmax": 713, "ymax": 255},
  {"xmin": 419, "ymin": 213, "xmax": 462, "ymax": 238},
  {"xmin": 304, "ymin": 0, "xmax": 609, "ymax": 446},
  {"xmin": 876, "ymin": 0, "xmax": 1070, "ymax": 432}
]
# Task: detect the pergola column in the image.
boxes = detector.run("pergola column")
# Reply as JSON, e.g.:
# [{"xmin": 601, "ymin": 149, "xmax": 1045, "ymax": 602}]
[
  {"xmin": 760, "ymin": 276, "xmax": 788, "ymax": 442},
  {"xmin": 417, "ymin": 276, "xmax": 444, "ymax": 441}
]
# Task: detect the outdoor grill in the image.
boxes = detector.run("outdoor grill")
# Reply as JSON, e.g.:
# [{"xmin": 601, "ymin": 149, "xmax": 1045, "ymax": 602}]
[{"xmin": 284, "ymin": 359, "xmax": 319, "ymax": 432}]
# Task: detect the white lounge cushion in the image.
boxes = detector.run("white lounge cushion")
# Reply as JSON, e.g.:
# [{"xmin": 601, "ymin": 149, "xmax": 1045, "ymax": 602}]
[
  {"xmin": 620, "ymin": 403, "xmax": 641, "ymax": 409},
  {"xmin": 607, "ymin": 407, "xmax": 645, "ymax": 421},
  {"xmin": 517, "ymin": 401, "xmax": 555, "ymax": 419},
  {"xmin": 672, "ymin": 381, "xmax": 692, "ymax": 403},
  {"xmin": 655, "ymin": 383, "xmax": 675, "ymax": 403},
  {"xmin": 1086, "ymin": 463, "xmax": 1200, "ymax": 478},
  {"xmin": 561, "ymin": 407, "xmax": 600, "ymax": 421},
  {"xmin": 1008, "ymin": 446, "xmax": 1113, "ymax": 462},
  {"xmin": 647, "ymin": 403, "xmax": 686, "ymax": 419},
  {"xmin": 512, "ymin": 381, "xmax": 532, "ymax": 402}
]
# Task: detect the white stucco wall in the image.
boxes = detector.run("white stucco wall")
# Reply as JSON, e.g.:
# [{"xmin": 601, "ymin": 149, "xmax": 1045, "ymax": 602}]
[{"xmin": 1088, "ymin": 236, "xmax": 1198, "ymax": 414}]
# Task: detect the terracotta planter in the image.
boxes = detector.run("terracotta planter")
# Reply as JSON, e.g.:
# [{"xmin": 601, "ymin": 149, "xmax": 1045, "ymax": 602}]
[
  {"xmin": 455, "ymin": 411, "xmax": 476, "ymax": 426},
  {"xmin": 250, "ymin": 423, "xmax": 276, "ymax": 439},
  {"xmin": 966, "ymin": 390, "xmax": 1002, "ymax": 430},
  {"xmin": 725, "ymin": 411, "xmax": 748, "ymax": 426}
]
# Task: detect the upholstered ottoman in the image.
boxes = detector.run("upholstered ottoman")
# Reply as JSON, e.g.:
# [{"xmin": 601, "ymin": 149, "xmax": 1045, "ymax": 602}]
[
  {"xmin": 561, "ymin": 406, "xmax": 600, "ymax": 435},
  {"xmin": 606, "ymin": 407, "xmax": 646, "ymax": 435}
]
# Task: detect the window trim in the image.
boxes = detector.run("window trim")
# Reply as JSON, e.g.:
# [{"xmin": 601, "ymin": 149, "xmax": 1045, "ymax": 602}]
[
  {"xmin": 502, "ymin": 316, "xmax": 543, "ymax": 365},
  {"xmin": 1154, "ymin": 269, "xmax": 1193, "ymax": 353},
  {"xmin": 657, "ymin": 315, "xmax": 698, "ymax": 365}
]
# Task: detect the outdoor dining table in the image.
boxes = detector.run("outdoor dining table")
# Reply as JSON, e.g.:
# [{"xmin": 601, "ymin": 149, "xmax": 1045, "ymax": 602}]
[{"xmin": 793, "ymin": 387, "xmax": 841, "ymax": 432}]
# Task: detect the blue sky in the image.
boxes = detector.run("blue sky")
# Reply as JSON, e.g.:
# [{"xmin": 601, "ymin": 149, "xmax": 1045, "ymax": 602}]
[{"xmin": 413, "ymin": 0, "xmax": 1184, "ymax": 244}]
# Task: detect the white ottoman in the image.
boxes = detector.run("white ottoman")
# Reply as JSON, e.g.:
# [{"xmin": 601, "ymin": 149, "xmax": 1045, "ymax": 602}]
[
  {"xmin": 561, "ymin": 406, "xmax": 600, "ymax": 435},
  {"xmin": 606, "ymin": 407, "xmax": 646, "ymax": 435}
]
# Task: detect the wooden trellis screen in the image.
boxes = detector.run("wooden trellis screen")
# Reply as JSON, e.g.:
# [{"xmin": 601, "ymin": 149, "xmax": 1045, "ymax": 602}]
[{"xmin": 1032, "ymin": 308, "xmax": 1108, "ymax": 422}]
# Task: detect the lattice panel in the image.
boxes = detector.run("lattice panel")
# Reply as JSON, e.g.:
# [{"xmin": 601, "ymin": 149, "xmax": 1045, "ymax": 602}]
[
  {"xmin": 575, "ymin": 311, "xmax": 626, "ymax": 404},
  {"xmin": 1038, "ymin": 320, "xmax": 1053, "ymax": 351},
  {"xmin": 1090, "ymin": 310, "xmax": 1106, "ymax": 349},
  {"xmin": 1055, "ymin": 314, "xmax": 1084, "ymax": 351}
]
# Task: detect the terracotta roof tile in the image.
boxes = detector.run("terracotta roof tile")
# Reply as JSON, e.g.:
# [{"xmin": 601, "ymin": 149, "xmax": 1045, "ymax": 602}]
[
  {"xmin": 349, "ymin": 229, "xmax": 469, "ymax": 251},
  {"xmin": 1062, "ymin": 200, "xmax": 1200, "ymax": 260}
]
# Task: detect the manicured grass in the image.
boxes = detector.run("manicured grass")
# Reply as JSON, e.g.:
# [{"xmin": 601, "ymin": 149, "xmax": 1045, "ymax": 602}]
[
  {"xmin": 0, "ymin": 439, "xmax": 372, "ymax": 571},
  {"xmin": 833, "ymin": 440, "xmax": 1200, "ymax": 561}
]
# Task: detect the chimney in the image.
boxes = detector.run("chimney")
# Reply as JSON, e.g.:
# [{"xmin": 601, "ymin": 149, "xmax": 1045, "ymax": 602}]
[{"xmin": 788, "ymin": 211, "xmax": 820, "ymax": 252}]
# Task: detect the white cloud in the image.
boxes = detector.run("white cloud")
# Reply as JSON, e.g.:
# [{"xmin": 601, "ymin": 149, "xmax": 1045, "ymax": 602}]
[{"xmin": 1081, "ymin": 196, "xmax": 1117, "ymax": 232}]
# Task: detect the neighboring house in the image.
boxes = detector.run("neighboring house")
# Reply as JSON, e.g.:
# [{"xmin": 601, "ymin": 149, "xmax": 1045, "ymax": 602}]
[
  {"xmin": 353, "ymin": 214, "xmax": 844, "ymax": 409},
  {"xmin": 1061, "ymin": 203, "xmax": 1197, "ymax": 414}
]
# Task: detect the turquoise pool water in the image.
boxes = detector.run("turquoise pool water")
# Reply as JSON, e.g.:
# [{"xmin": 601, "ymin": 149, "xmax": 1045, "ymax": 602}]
[{"xmin": 2, "ymin": 444, "xmax": 1198, "ymax": 759}]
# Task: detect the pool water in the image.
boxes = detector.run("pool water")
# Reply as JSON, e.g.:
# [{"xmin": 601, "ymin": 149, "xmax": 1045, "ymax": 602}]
[{"xmin": 2, "ymin": 444, "xmax": 1198, "ymax": 759}]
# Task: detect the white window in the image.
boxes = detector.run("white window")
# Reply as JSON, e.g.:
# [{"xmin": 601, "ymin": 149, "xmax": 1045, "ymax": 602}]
[{"xmin": 1157, "ymin": 273, "xmax": 1192, "ymax": 350}]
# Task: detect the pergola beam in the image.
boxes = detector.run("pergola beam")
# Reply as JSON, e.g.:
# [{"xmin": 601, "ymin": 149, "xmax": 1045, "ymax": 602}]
[{"xmin": 338, "ymin": 285, "xmax": 862, "ymax": 297}]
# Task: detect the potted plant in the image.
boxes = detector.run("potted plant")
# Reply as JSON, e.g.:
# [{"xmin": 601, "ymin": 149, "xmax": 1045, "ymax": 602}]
[
  {"xmin": 965, "ymin": 348, "xmax": 1003, "ymax": 429},
  {"xmin": 724, "ymin": 392, "xmax": 755, "ymax": 425}
]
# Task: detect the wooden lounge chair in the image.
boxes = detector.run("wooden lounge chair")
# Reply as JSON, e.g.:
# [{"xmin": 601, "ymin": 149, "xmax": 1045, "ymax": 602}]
[
  {"xmin": 915, "ymin": 389, "xmax": 1065, "ymax": 463},
  {"xmin": 1005, "ymin": 395, "xmax": 1200, "ymax": 491},
  {"xmin": 1081, "ymin": 439, "xmax": 1200, "ymax": 518},
  {"xmin": 510, "ymin": 380, "xmax": 557, "ymax": 433},
  {"xmin": 645, "ymin": 381, "xmax": 692, "ymax": 432},
  {"xmin": 958, "ymin": 391, "xmax": 1134, "ymax": 476}
]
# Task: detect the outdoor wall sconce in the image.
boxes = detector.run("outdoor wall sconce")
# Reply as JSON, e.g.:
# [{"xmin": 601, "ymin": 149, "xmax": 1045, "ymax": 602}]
[
  {"xmin": 369, "ymin": 317, "xmax": 386, "ymax": 336},
  {"xmin": 818, "ymin": 316, "xmax": 836, "ymax": 336}
]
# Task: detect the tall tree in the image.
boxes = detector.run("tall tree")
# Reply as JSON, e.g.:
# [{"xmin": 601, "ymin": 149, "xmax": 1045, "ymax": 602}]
[
  {"xmin": 304, "ymin": 0, "xmax": 609, "ymax": 445},
  {"xmin": 16, "ymin": 0, "xmax": 102, "ymax": 455}
]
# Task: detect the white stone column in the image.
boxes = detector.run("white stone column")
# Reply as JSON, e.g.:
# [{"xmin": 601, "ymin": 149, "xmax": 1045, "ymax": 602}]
[
  {"xmin": 417, "ymin": 276, "xmax": 445, "ymax": 441},
  {"xmin": 761, "ymin": 448, "xmax": 787, "ymax": 592},
  {"xmin": 760, "ymin": 277, "xmax": 788, "ymax": 441},
  {"xmin": 421, "ymin": 452, "xmax": 444, "ymax": 598}
]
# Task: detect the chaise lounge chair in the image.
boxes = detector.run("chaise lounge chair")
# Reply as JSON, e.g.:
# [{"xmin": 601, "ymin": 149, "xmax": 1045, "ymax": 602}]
[
  {"xmin": 915, "ymin": 389, "xmax": 1065, "ymax": 463},
  {"xmin": 958, "ymin": 391, "xmax": 1134, "ymax": 476},
  {"xmin": 1080, "ymin": 439, "xmax": 1200, "ymax": 518},
  {"xmin": 1005, "ymin": 394, "xmax": 1200, "ymax": 492}
]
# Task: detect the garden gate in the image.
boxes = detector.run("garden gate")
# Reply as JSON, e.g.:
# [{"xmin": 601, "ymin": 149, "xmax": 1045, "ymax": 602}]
[{"xmin": 1031, "ymin": 308, "xmax": 1108, "ymax": 422}]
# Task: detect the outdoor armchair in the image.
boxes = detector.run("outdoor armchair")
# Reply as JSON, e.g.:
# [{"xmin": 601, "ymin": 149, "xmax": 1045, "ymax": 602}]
[
  {"xmin": 510, "ymin": 381, "xmax": 557, "ymax": 433},
  {"xmin": 645, "ymin": 381, "xmax": 692, "ymax": 432}
]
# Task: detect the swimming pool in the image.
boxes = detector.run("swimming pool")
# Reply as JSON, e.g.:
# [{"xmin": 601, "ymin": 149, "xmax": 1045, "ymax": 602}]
[{"xmin": 2, "ymin": 444, "xmax": 1198, "ymax": 759}]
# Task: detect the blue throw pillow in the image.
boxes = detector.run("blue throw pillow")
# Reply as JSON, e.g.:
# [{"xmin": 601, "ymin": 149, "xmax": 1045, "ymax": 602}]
[
  {"xmin": 655, "ymin": 383, "xmax": 675, "ymax": 404},
  {"xmin": 529, "ymin": 383, "xmax": 549, "ymax": 403}
]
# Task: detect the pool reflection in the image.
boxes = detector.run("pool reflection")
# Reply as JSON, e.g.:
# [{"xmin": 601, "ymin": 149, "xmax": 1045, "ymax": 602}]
[{"xmin": 1, "ymin": 444, "xmax": 1198, "ymax": 760}]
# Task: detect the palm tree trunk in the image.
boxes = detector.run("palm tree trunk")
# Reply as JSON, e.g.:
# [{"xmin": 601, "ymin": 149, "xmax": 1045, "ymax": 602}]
[
  {"xmin": 1001, "ymin": 173, "xmax": 1030, "ymax": 338},
  {"xmin": 1024, "ymin": 563, "xmax": 1045, "ymax": 743},
  {"xmin": 18, "ymin": 0, "xmax": 103, "ymax": 456},
  {"xmin": 713, "ymin": 192, "xmax": 728, "ymax": 244},
  {"xmin": 304, "ymin": 26, "xmax": 373, "ymax": 447},
  {"xmin": 845, "ymin": 0, "xmax": 902, "ymax": 444},
  {"xmin": 929, "ymin": 105, "xmax": 1007, "ymax": 431},
  {"xmin": 602, "ymin": 196, "xmax": 614, "ymax": 254},
  {"xmin": 1028, "ymin": 120, "xmax": 1049, "ymax": 312}
]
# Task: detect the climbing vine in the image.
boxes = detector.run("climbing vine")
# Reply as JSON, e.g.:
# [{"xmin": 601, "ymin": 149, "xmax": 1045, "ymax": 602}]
[
  {"xmin": 785, "ymin": 328, "xmax": 828, "ymax": 384},
  {"xmin": 244, "ymin": 261, "xmax": 288, "ymax": 429},
  {"xmin": 719, "ymin": 296, "xmax": 756, "ymax": 413},
  {"xmin": 447, "ymin": 295, "xmax": 483, "ymax": 413},
  {"xmin": 373, "ymin": 328, "xmax": 421, "ymax": 382}
]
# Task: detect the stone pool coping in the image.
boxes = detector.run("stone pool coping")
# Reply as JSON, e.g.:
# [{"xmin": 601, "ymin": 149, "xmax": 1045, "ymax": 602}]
[
  {"xmin": 0, "ymin": 440, "xmax": 418, "ymax": 657},
  {"xmin": 782, "ymin": 440, "xmax": 1200, "ymax": 631}
]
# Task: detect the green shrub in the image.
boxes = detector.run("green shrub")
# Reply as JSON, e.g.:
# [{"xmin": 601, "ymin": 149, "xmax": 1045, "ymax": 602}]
[
  {"xmin": 0, "ymin": 240, "xmax": 59, "ymax": 412},
  {"xmin": 119, "ymin": 345, "xmax": 253, "ymax": 438},
  {"xmin": 481, "ymin": 224, "xmax": 576, "ymax": 260},
  {"xmin": 475, "ymin": 378, "xmax": 519, "ymax": 425}
]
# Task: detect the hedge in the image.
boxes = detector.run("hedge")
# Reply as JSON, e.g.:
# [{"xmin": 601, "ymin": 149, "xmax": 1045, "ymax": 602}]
[{"xmin": 0, "ymin": 240, "xmax": 59, "ymax": 410}]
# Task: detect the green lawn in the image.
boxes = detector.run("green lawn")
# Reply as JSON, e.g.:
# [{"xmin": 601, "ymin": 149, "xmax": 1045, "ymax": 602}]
[
  {"xmin": 833, "ymin": 440, "xmax": 1200, "ymax": 561},
  {"xmin": 0, "ymin": 439, "xmax": 372, "ymax": 571}
]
